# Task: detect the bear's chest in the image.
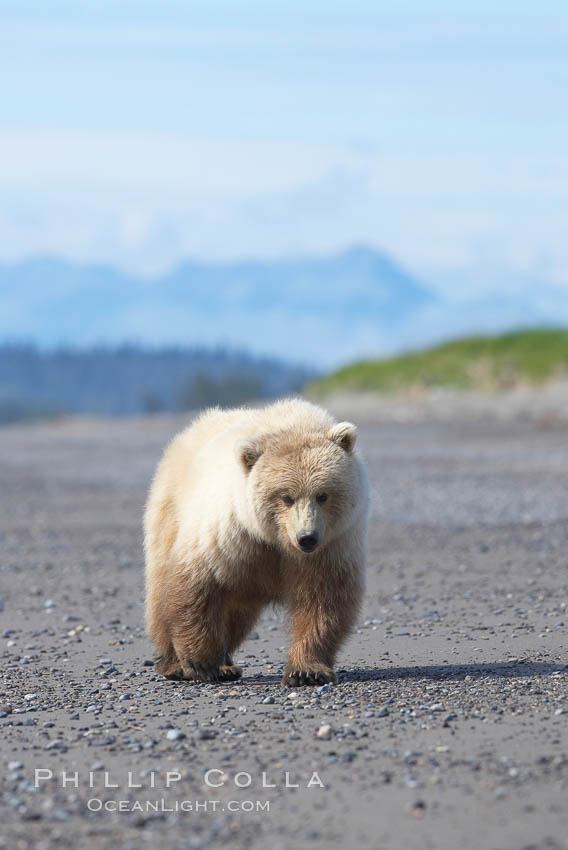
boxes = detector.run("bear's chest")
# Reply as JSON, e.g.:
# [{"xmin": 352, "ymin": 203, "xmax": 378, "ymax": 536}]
[{"xmin": 217, "ymin": 530, "xmax": 283, "ymax": 605}]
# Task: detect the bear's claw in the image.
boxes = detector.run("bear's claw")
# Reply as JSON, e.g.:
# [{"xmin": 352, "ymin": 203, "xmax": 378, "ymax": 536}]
[
  {"xmin": 283, "ymin": 668, "xmax": 337, "ymax": 687},
  {"xmin": 219, "ymin": 664, "xmax": 243, "ymax": 682}
]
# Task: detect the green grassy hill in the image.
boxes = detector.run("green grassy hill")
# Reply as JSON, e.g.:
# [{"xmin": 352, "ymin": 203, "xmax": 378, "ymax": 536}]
[{"xmin": 309, "ymin": 329, "xmax": 568, "ymax": 396}]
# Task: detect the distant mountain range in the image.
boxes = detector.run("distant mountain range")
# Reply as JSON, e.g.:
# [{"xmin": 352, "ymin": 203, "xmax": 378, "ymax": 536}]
[
  {"xmin": 0, "ymin": 246, "xmax": 566, "ymax": 371},
  {"xmin": 0, "ymin": 246, "xmax": 435, "ymax": 365}
]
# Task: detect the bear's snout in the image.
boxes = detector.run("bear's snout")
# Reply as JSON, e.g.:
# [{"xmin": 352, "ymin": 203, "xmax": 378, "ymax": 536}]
[{"xmin": 296, "ymin": 531, "xmax": 320, "ymax": 553}]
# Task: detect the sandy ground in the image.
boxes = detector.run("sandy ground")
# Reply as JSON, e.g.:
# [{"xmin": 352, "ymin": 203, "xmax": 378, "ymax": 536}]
[{"xmin": 1, "ymin": 400, "xmax": 568, "ymax": 850}]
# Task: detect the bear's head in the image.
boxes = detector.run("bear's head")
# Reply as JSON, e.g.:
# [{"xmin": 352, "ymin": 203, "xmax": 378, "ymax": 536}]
[{"xmin": 235, "ymin": 422, "xmax": 364, "ymax": 556}]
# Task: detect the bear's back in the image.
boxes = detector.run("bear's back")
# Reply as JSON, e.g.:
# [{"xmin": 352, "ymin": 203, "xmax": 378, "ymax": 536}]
[{"xmin": 171, "ymin": 397, "xmax": 334, "ymax": 468}]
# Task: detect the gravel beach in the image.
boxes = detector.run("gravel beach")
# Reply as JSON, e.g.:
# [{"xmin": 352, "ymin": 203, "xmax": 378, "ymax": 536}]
[{"xmin": 1, "ymin": 400, "xmax": 567, "ymax": 850}]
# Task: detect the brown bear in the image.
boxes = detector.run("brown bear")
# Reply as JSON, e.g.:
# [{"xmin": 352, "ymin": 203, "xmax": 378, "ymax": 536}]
[{"xmin": 144, "ymin": 397, "xmax": 368, "ymax": 686}]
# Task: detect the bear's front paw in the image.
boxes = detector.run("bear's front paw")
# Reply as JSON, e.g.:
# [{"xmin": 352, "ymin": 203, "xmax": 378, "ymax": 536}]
[
  {"xmin": 159, "ymin": 660, "xmax": 243, "ymax": 683},
  {"xmin": 155, "ymin": 655, "xmax": 183, "ymax": 677},
  {"xmin": 158, "ymin": 659, "xmax": 224, "ymax": 683},
  {"xmin": 179, "ymin": 660, "xmax": 224, "ymax": 683},
  {"xmin": 282, "ymin": 666, "xmax": 337, "ymax": 687}
]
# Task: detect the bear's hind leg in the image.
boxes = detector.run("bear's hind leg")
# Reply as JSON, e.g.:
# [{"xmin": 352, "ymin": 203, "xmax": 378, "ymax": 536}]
[{"xmin": 218, "ymin": 605, "xmax": 263, "ymax": 681}]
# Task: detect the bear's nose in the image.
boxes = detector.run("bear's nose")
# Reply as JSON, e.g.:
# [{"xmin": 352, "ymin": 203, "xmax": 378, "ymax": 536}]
[{"xmin": 297, "ymin": 532, "xmax": 319, "ymax": 552}]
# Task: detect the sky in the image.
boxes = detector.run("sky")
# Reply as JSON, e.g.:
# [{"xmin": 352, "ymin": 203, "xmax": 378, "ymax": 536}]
[{"xmin": 1, "ymin": 0, "xmax": 568, "ymax": 299}]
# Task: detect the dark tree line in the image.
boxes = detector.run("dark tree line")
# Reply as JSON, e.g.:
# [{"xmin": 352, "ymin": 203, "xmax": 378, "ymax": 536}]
[{"xmin": 0, "ymin": 344, "xmax": 313, "ymax": 423}]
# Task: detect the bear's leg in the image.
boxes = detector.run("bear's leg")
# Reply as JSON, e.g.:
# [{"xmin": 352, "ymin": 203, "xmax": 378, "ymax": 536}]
[
  {"xmin": 147, "ymin": 574, "xmax": 181, "ymax": 678},
  {"xmin": 170, "ymin": 603, "xmax": 225, "ymax": 683},
  {"xmin": 282, "ymin": 566, "xmax": 363, "ymax": 686},
  {"xmin": 219, "ymin": 605, "xmax": 263, "ymax": 681},
  {"xmin": 157, "ymin": 565, "xmax": 231, "ymax": 683}
]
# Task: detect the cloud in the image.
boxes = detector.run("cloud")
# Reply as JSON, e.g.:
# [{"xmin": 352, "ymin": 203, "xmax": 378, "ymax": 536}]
[
  {"xmin": 0, "ymin": 128, "xmax": 567, "ymax": 292},
  {"xmin": 1, "ymin": 0, "xmax": 568, "ymax": 288}
]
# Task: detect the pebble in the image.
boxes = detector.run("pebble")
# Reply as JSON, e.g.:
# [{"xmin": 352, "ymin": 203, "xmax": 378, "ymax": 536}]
[
  {"xmin": 316, "ymin": 724, "xmax": 333, "ymax": 740},
  {"xmin": 166, "ymin": 729, "xmax": 186, "ymax": 741},
  {"xmin": 196, "ymin": 728, "xmax": 218, "ymax": 740}
]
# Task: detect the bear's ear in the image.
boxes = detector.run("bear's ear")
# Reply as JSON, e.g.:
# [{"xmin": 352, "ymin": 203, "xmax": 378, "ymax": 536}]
[
  {"xmin": 235, "ymin": 438, "xmax": 264, "ymax": 472},
  {"xmin": 329, "ymin": 421, "xmax": 357, "ymax": 453}
]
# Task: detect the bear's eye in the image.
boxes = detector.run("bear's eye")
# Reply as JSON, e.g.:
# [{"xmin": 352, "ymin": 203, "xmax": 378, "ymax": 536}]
[
  {"xmin": 316, "ymin": 492, "xmax": 328, "ymax": 504},
  {"xmin": 282, "ymin": 495, "xmax": 294, "ymax": 506}
]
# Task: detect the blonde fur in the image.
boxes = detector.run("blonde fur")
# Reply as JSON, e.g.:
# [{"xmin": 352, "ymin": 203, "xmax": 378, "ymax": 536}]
[{"xmin": 144, "ymin": 397, "xmax": 368, "ymax": 685}]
